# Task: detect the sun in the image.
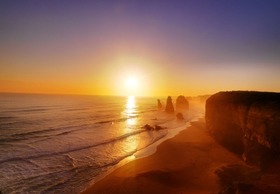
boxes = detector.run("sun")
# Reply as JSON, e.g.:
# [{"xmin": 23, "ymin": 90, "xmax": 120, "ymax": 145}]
[
  {"xmin": 125, "ymin": 76, "xmax": 139, "ymax": 88},
  {"xmin": 123, "ymin": 75, "xmax": 141, "ymax": 96},
  {"xmin": 116, "ymin": 67, "xmax": 146, "ymax": 96}
]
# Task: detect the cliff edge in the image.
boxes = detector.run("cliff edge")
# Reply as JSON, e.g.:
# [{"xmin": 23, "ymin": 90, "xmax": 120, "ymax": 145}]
[{"xmin": 205, "ymin": 91, "xmax": 280, "ymax": 168}]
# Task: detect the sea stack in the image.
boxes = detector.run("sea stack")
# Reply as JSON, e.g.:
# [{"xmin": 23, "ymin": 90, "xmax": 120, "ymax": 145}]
[
  {"xmin": 165, "ymin": 96, "xmax": 175, "ymax": 113},
  {"xmin": 176, "ymin": 95, "xmax": 189, "ymax": 111},
  {"xmin": 176, "ymin": 112, "xmax": 184, "ymax": 120},
  {"xmin": 157, "ymin": 99, "xmax": 162, "ymax": 109}
]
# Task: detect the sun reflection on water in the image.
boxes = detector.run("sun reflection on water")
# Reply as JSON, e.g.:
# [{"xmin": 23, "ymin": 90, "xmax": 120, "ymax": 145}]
[
  {"xmin": 125, "ymin": 96, "xmax": 137, "ymax": 127},
  {"xmin": 122, "ymin": 96, "xmax": 139, "ymax": 153},
  {"xmin": 124, "ymin": 96, "xmax": 138, "ymax": 126},
  {"xmin": 127, "ymin": 117, "xmax": 137, "ymax": 126},
  {"xmin": 125, "ymin": 96, "xmax": 136, "ymax": 116}
]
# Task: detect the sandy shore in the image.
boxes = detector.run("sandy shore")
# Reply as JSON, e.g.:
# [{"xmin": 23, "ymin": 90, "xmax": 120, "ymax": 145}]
[{"xmin": 81, "ymin": 119, "xmax": 244, "ymax": 194}]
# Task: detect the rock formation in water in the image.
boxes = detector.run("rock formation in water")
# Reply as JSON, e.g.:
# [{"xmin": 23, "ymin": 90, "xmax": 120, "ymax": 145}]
[
  {"xmin": 176, "ymin": 113, "xmax": 184, "ymax": 120},
  {"xmin": 165, "ymin": 96, "xmax": 175, "ymax": 113},
  {"xmin": 142, "ymin": 124, "xmax": 166, "ymax": 130},
  {"xmin": 154, "ymin": 125, "xmax": 166, "ymax": 130},
  {"xmin": 176, "ymin": 95, "xmax": 189, "ymax": 111},
  {"xmin": 205, "ymin": 91, "xmax": 280, "ymax": 168},
  {"xmin": 157, "ymin": 99, "xmax": 162, "ymax": 109},
  {"xmin": 142, "ymin": 124, "xmax": 154, "ymax": 130}
]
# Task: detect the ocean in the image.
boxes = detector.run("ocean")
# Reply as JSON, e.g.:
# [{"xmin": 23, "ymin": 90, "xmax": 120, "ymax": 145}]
[{"xmin": 0, "ymin": 94, "xmax": 204, "ymax": 194}]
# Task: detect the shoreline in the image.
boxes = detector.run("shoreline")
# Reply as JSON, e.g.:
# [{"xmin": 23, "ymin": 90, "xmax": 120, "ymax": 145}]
[
  {"xmin": 81, "ymin": 118, "xmax": 192, "ymax": 192},
  {"xmin": 81, "ymin": 118, "xmax": 244, "ymax": 194}
]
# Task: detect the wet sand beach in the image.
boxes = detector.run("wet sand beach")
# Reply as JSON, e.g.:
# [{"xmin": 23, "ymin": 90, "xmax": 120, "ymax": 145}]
[{"xmin": 82, "ymin": 119, "xmax": 244, "ymax": 194}]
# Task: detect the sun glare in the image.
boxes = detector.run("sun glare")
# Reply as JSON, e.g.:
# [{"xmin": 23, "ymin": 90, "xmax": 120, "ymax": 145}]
[
  {"xmin": 126, "ymin": 76, "xmax": 139, "ymax": 88},
  {"xmin": 117, "ymin": 68, "xmax": 146, "ymax": 96},
  {"xmin": 123, "ymin": 76, "xmax": 141, "ymax": 96}
]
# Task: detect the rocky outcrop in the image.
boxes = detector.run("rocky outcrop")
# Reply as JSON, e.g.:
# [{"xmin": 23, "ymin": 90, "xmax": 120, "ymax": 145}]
[
  {"xmin": 205, "ymin": 91, "xmax": 280, "ymax": 168},
  {"xmin": 157, "ymin": 99, "xmax": 162, "ymax": 109},
  {"xmin": 165, "ymin": 96, "xmax": 175, "ymax": 113},
  {"xmin": 176, "ymin": 95, "xmax": 189, "ymax": 111},
  {"xmin": 176, "ymin": 113, "xmax": 184, "ymax": 120},
  {"xmin": 142, "ymin": 124, "xmax": 166, "ymax": 130}
]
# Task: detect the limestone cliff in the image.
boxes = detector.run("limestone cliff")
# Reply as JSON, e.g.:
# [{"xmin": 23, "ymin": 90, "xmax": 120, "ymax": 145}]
[
  {"xmin": 176, "ymin": 95, "xmax": 189, "ymax": 111},
  {"xmin": 205, "ymin": 91, "xmax": 280, "ymax": 167},
  {"xmin": 157, "ymin": 99, "xmax": 162, "ymax": 109},
  {"xmin": 165, "ymin": 96, "xmax": 175, "ymax": 113}
]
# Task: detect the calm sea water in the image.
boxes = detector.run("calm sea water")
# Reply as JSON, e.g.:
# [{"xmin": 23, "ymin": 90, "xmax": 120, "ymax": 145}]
[{"xmin": 0, "ymin": 94, "xmax": 203, "ymax": 194}]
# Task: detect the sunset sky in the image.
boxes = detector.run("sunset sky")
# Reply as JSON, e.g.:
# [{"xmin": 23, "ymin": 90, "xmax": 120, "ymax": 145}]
[{"xmin": 1, "ymin": 0, "xmax": 280, "ymax": 96}]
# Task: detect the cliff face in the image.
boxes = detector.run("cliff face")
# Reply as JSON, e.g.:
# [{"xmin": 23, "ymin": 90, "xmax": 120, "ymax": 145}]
[
  {"xmin": 176, "ymin": 95, "xmax": 189, "ymax": 111},
  {"xmin": 205, "ymin": 91, "xmax": 280, "ymax": 167},
  {"xmin": 165, "ymin": 96, "xmax": 175, "ymax": 113}
]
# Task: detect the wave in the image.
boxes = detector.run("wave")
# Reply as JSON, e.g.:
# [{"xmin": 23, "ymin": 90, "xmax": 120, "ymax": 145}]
[
  {"xmin": 94, "ymin": 108, "xmax": 157, "ymax": 125},
  {"xmin": 64, "ymin": 108, "xmax": 87, "ymax": 112},
  {"xmin": 1, "ymin": 130, "xmax": 169, "ymax": 194},
  {"xmin": 0, "ymin": 124, "xmax": 90, "ymax": 143},
  {"xmin": 0, "ymin": 114, "xmax": 147, "ymax": 143},
  {"xmin": 95, "ymin": 116, "xmax": 138, "ymax": 125},
  {"xmin": 0, "ymin": 116, "xmax": 17, "ymax": 120},
  {"xmin": 0, "ymin": 128, "xmax": 151, "ymax": 164},
  {"xmin": 3, "ymin": 150, "xmax": 137, "ymax": 194},
  {"xmin": 4, "ymin": 108, "xmax": 49, "ymax": 113}
]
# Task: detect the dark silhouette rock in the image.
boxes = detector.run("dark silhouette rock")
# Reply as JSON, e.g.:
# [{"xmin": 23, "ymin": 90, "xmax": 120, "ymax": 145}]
[
  {"xmin": 142, "ymin": 124, "xmax": 154, "ymax": 130},
  {"xmin": 165, "ymin": 96, "xmax": 175, "ymax": 113},
  {"xmin": 142, "ymin": 124, "xmax": 166, "ymax": 131},
  {"xmin": 205, "ymin": 91, "xmax": 280, "ymax": 168},
  {"xmin": 154, "ymin": 125, "xmax": 166, "ymax": 130},
  {"xmin": 176, "ymin": 95, "xmax": 189, "ymax": 111},
  {"xmin": 176, "ymin": 113, "xmax": 184, "ymax": 120},
  {"xmin": 157, "ymin": 99, "xmax": 162, "ymax": 109}
]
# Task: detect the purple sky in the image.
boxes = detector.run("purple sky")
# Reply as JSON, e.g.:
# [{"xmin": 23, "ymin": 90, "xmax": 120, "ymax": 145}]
[{"xmin": 1, "ymin": 0, "xmax": 280, "ymax": 95}]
